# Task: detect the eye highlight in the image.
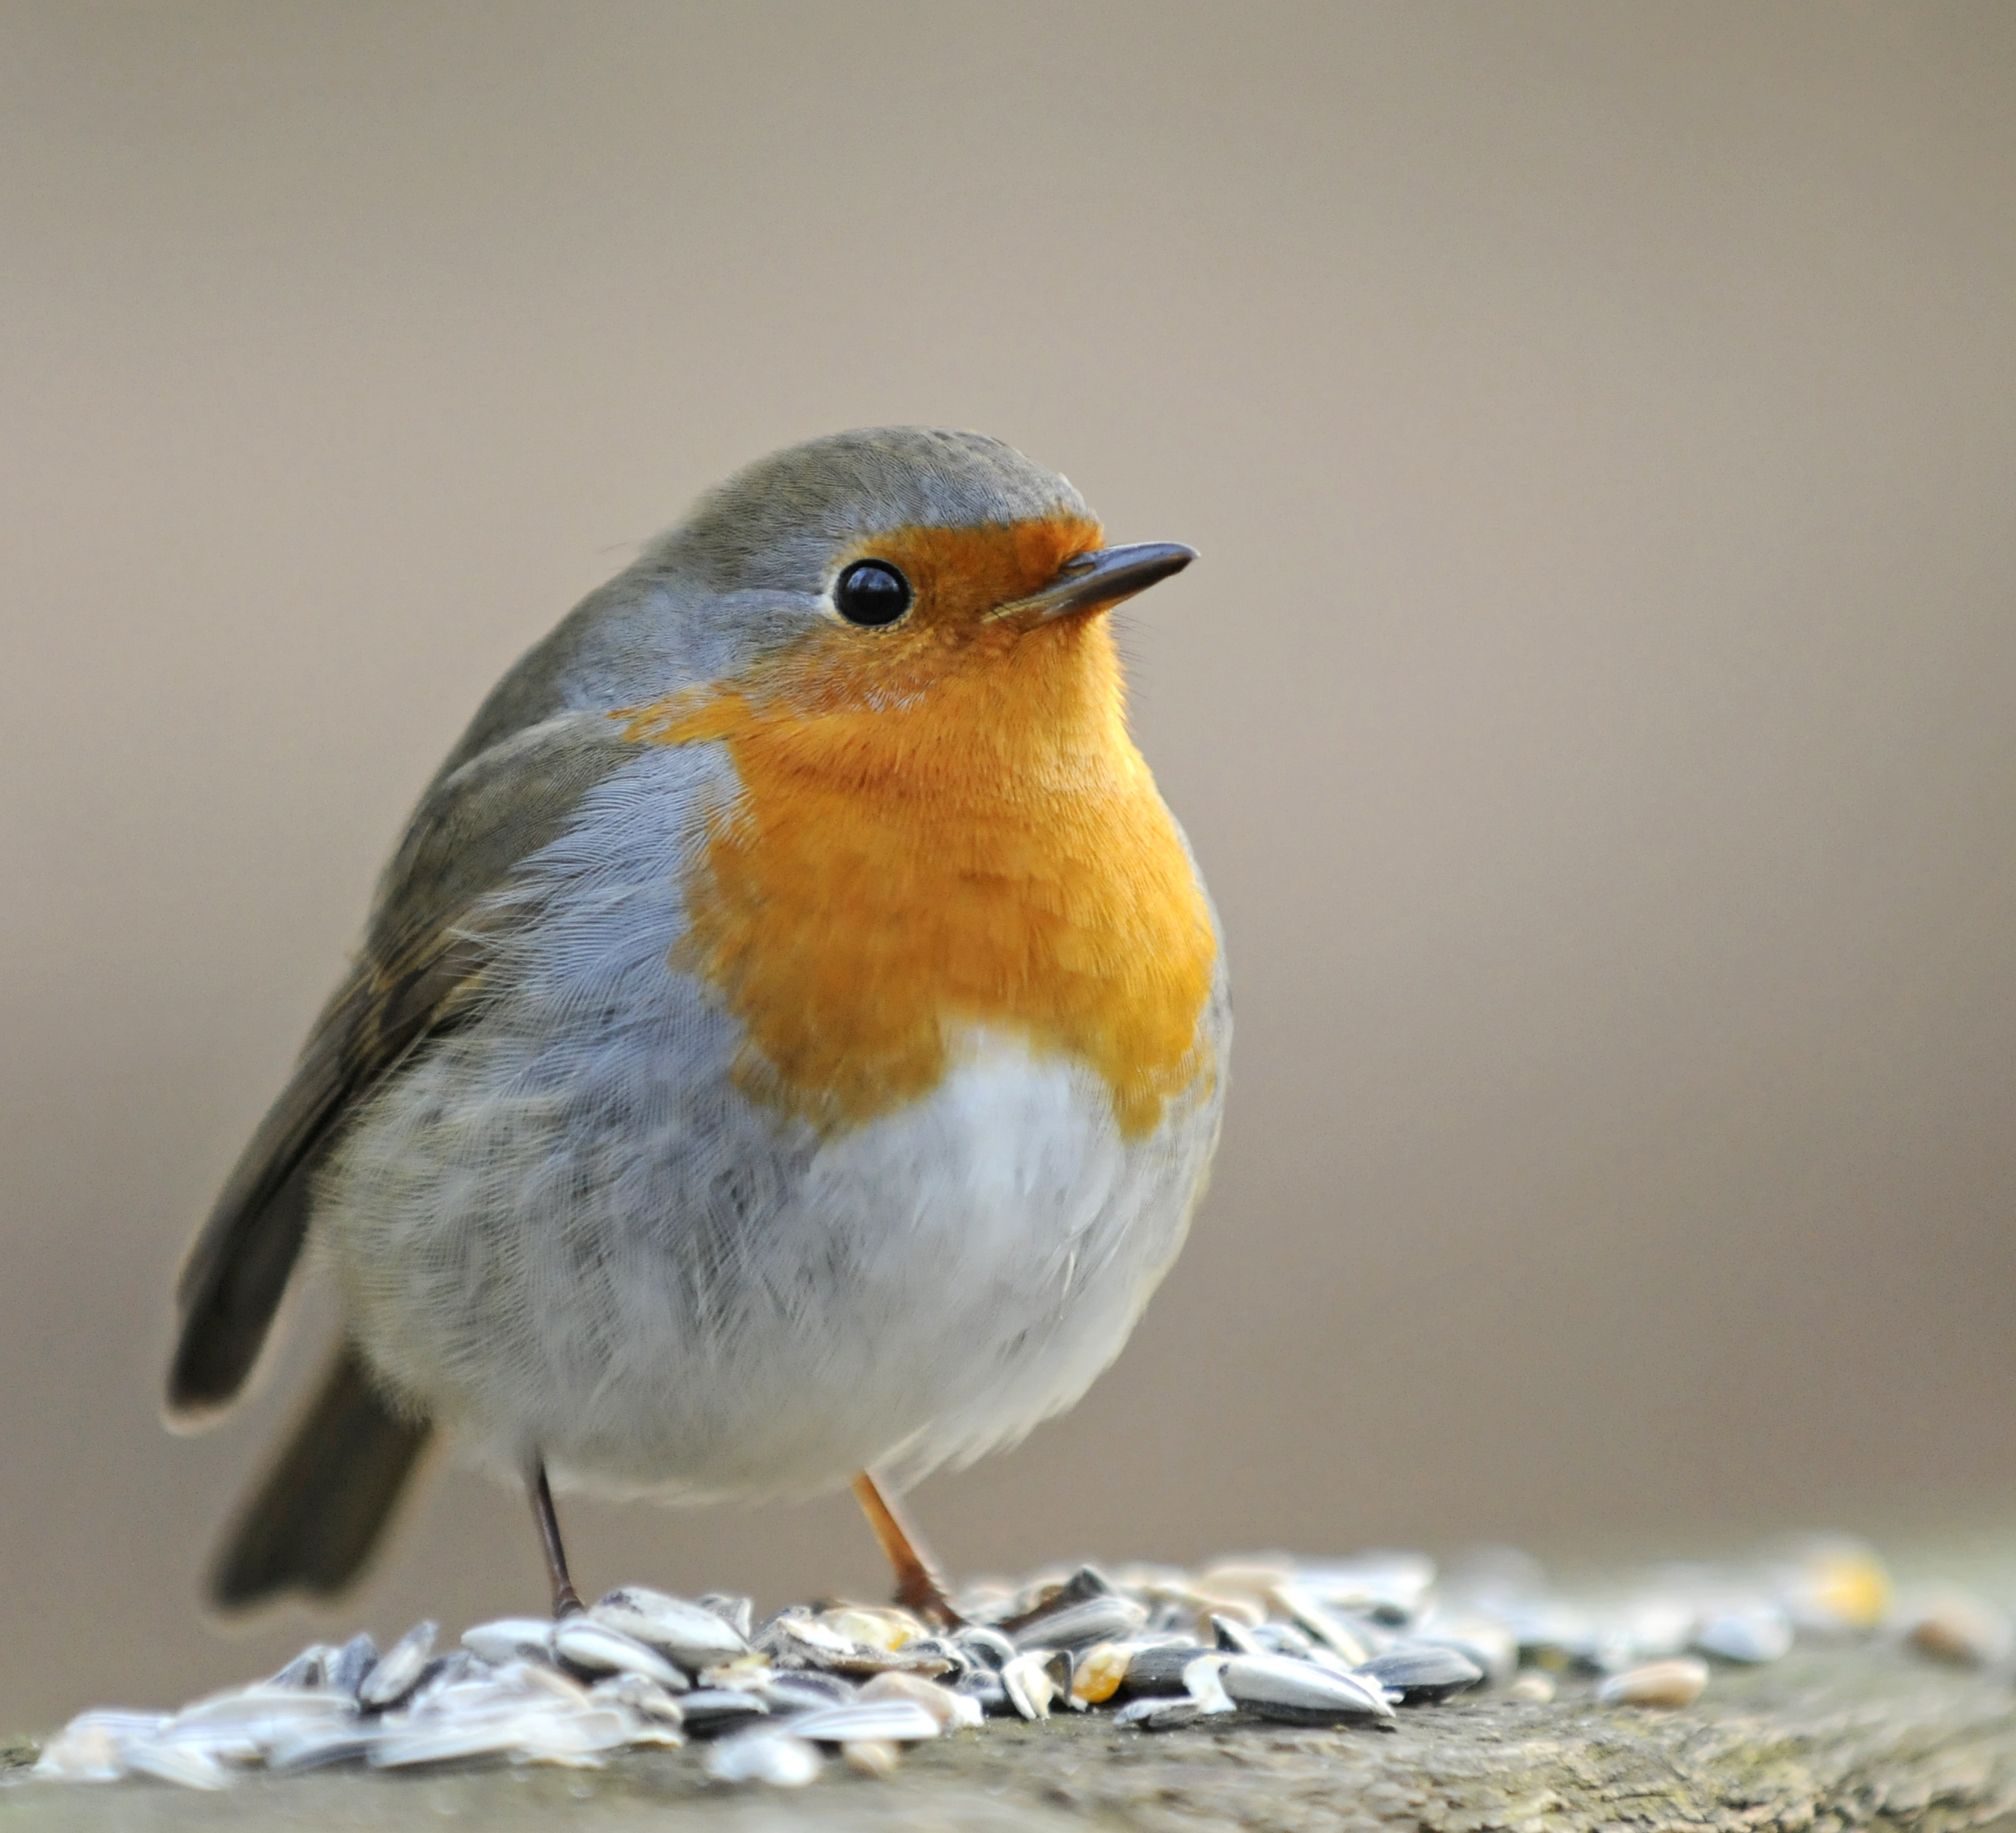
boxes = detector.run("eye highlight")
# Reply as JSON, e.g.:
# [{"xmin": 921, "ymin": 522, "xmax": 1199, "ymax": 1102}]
[{"xmin": 834, "ymin": 559, "xmax": 912, "ymax": 627}]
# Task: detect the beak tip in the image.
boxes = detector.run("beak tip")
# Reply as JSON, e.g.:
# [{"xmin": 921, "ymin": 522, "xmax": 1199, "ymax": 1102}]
[{"xmin": 995, "ymin": 539, "xmax": 1199, "ymax": 623}]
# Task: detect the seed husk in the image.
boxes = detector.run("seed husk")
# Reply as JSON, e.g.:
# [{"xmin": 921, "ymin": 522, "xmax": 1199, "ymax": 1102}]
[{"xmin": 1597, "ymin": 1656, "xmax": 1710, "ymax": 1709}]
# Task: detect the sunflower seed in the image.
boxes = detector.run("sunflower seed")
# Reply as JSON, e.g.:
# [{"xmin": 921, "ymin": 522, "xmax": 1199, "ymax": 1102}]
[
  {"xmin": 359, "ymin": 1621, "xmax": 436, "ymax": 1710},
  {"xmin": 123, "ymin": 1740, "xmax": 233, "ymax": 1790},
  {"xmin": 268, "ymin": 1646, "xmax": 334, "ymax": 1690},
  {"xmin": 1221, "ymin": 1653, "xmax": 1394, "ymax": 1724},
  {"xmin": 1120, "ymin": 1642, "xmax": 1213, "ymax": 1698},
  {"xmin": 461, "ymin": 1618, "xmax": 556, "ymax": 1665},
  {"xmin": 776, "ymin": 1698, "xmax": 943, "ymax": 1744},
  {"xmin": 553, "ymin": 1619, "xmax": 688, "ymax": 1690},
  {"xmin": 858, "ymin": 1670, "xmax": 984, "ymax": 1729},
  {"xmin": 265, "ymin": 1722, "xmax": 388, "ymax": 1773},
  {"xmin": 1011, "ymin": 1594, "xmax": 1148, "ymax": 1651},
  {"xmin": 1181, "ymin": 1654, "xmax": 1236, "ymax": 1715},
  {"xmin": 764, "ymin": 1610, "xmax": 953, "ymax": 1677},
  {"xmin": 329, "ymin": 1633, "xmax": 380, "ymax": 1699},
  {"xmin": 1003, "ymin": 1566, "xmax": 1148, "ymax": 1650},
  {"xmin": 33, "ymin": 1715, "xmax": 164, "ymax": 1783},
  {"xmin": 1271, "ymin": 1583, "xmax": 1377, "ymax": 1665},
  {"xmin": 586, "ymin": 1674, "xmax": 685, "ymax": 1727},
  {"xmin": 1114, "ymin": 1693, "xmax": 1204, "ymax": 1731},
  {"xmin": 818, "ymin": 1607, "xmax": 926, "ymax": 1652},
  {"xmin": 953, "ymin": 1670, "xmax": 1009, "ymax": 1714},
  {"xmin": 1354, "ymin": 1644, "xmax": 1484, "ymax": 1703},
  {"xmin": 1246, "ymin": 1620, "xmax": 1315, "ymax": 1660},
  {"xmin": 173, "ymin": 1683, "xmax": 355, "ymax": 1728},
  {"xmin": 898, "ymin": 1635, "xmax": 974, "ymax": 1680},
  {"xmin": 756, "ymin": 1672, "xmax": 856, "ymax": 1715},
  {"xmin": 759, "ymin": 1611, "xmax": 877, "ymax": 1671},
  {"xmin": 1001, "ymin": 1649, "xmax": 1070, "ymax": 1721},
  {"xmin": 679, "ymin": 1689, "xmax": 771, "ymax": 1735},
  {"xmin": 704, "ymin": 1729, "xmax": 822, "ymax": 1786},
  {"xmin": 590, "ymin": 1586, "xmax": 748, "ymax": 1669},
  {"xmin": 953, "ymin": 1625, "xmax": 1016, "ymax": 1671},
  {"xmin": 698, "ymin": 1594, "xmax": 757, "ymax": 1641},
  {"xmin": 369, "ymin": 1703, "xmax": 632, "ymax": 1768},
  {"xmin": 462, "ymin": 1658, "xmax": 593, "ymax": 1707},
  {"xmin": 1211, "ymin": 1614, "xmax": 1265, "ymax": 1655}
]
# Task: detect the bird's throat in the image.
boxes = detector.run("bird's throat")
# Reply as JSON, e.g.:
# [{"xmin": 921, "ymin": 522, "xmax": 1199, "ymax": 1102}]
[{"xmin": 616, "ymin": 615, "xmax": 1218, "ymax": 1140}]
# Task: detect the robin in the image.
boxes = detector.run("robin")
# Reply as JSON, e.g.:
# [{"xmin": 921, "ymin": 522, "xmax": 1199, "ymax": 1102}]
[{"xmin": 167, "ymin": 427, "xmax": 1228, "ymax": 1625}]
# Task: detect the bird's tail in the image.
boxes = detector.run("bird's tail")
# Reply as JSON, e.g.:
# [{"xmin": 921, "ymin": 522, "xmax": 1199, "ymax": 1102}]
[{"xmin": 209, "ymin": 1343, "xmax": 433, "ymax": 1611}]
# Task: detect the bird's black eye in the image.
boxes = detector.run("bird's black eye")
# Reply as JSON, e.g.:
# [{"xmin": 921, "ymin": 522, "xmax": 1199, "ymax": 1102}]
[{"xmin": 834, "ymin": 559, "xmax": 912, "ymax": 627}]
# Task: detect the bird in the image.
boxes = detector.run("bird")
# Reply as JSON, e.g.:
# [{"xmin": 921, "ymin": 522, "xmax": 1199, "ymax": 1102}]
[{"xmin": 165, "ymin": 425, "xmax": 1229, "ymax": 1626}]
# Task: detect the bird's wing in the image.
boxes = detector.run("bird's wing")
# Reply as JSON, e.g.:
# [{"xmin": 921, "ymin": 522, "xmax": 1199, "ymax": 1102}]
[{"xmin": 167, "ymin": 708, "xmax": 638, "ymax": 1419}]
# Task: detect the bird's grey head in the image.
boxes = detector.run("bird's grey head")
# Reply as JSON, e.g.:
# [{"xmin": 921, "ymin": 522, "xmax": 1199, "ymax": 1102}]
[
  {"xmin": 655, "ymin": 427, "xmax": 1092, "ymax": 596},
  {"xmin": 451, "ymin": 428, "xmax": 1188, "ymax": 764},
  {"xmin": 581, "ymin": 427, "xmax": 1098, "ymax": 686}
]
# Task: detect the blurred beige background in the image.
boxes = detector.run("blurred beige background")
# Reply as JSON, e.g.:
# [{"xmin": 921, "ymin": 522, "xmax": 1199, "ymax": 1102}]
[{"xmin": 3, "ymin": 0, "xmax": 2014, "ymax": 1730}]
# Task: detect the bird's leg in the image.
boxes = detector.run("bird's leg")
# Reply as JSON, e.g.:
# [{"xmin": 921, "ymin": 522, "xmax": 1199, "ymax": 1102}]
[
  {"xmin": 851, "ymin": 1470, "xmax": 964, "ymax": 1628},
  {"xmin": 528, "ymin": 1460, "xmax": 584, "ymax": 1618}
]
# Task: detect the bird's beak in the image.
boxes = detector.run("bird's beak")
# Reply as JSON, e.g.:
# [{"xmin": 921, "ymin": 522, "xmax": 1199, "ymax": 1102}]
[{"xmin": 988, "ymin": 541, "xmax": 1199, "ymax": 624}]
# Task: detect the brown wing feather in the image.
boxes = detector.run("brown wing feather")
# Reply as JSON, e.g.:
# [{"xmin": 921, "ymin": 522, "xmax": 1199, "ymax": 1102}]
[
  {"xmin": 165, "ymin": 710, "xmax": 632, "ymax": 1421},
  {"xmin": 167, "ymin": 935, "xmax": 490, "ymax": 1416}
]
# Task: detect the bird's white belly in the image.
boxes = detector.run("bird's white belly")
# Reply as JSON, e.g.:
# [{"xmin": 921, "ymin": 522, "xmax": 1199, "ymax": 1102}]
[{"xmin": 323, "ymin": 1024, "xmax": 1214, "ymax": 1502}]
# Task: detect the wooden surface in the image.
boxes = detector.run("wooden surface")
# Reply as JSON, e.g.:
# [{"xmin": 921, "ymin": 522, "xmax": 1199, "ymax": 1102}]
[{"xmin": 8, "ymin": 1637, "xmax": 2016, "ymax": 1832}]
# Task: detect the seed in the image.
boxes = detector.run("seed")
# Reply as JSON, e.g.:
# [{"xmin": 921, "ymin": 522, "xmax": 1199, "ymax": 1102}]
[
  {"xmin": 1772, "ymin": 1535, "xmax": 1892, "ymax": 1633},
  {"xmin": 461, "ymin": 1618, "xmax": 556, "ymax": 1665},
  {"xmin": 1000, "ymin": 1650, "xmax": 1069, "ymax": 1721},
  {"xmin": 819, "ymin": 1607, "xmax": 925, "ymax": 1652},
  {"xmin": 1597, "ymin": 1657, "xmax": 1709, "ymax": 1709},
  {"xmin": 1220, "ymin": 1653, "xmax": 1393, "ymax": 1725},
  {"xmin": 679, "ymin": 1689, "xmax": 771, "ymax": 1734},
  {"xmin": 359, "ymin": 1621, "xmax": 436, "ymax": 1711},
  {"xmin": 1114, "ymin": 1694, "xmax": 1203, "ymax": 1731},
  {"xmin": 585, "ymin": 1674, "xmax": 685, "ymax": 1727},
  {"xmin": 859, "ymin": 1670, "xmax": 983, "ymax": 1729},
  {"xmin": 1181, "ymin": 1655, "xmax": 1236, "ymax": 1715},
  {"xmin": 1269, "ymin": 1583, "xmax": 1377, "ymax": 1665},
  {"xmin": 329, "ymin": 1633, "xmax": 379, "ymax": 1699},
  {"xmin": 1353, "ymin": 1643, "xmax": 1484, "ymax": 1703},
  {"xmin": 704, "ymin": 1730, "xmax": 822, "ymax": 1787},
  {"xmin": 1900, "ymin": 1589, "xmax": 2014, "ymax": 1666},
  {"xmin": 1070, "ymin": 1643, "xmax": 1132, "ymax": 1705},
  {"xmin": 267, "ymin": 1645, "xmax": 334, "ymax": 1690},
  {"xmin": 780, "ymin": 1699, "xmax": 942, "ymax": 1744},
  {"xmin": 553, "ymin": 1620, "xmax": 687, "ymax": 1690},
  {"xmin": 590, "ymin": 1586, "xmax": 749, "ymax": 1669}
]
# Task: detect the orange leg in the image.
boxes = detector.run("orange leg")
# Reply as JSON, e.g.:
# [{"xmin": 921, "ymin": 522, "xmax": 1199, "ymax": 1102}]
[{"xmin": 851, "ymin": 1471, "xmax": 963, "ymax": 1628}]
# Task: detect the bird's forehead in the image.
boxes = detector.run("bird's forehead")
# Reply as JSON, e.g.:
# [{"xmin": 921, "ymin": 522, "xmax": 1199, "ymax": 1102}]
[{"xmin": 657, "ymin": 427, "xmax": 1094, "ymax": 590}]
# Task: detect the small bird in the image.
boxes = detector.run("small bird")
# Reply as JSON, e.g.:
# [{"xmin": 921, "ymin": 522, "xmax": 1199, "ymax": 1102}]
[{"xmin": 167, "ymin": 427, "xmax": 1227, "ymax": 1624}]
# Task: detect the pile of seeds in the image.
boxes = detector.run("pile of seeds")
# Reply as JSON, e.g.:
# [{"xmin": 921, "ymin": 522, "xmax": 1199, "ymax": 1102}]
[{"xmin": 33, "ymin": 1533, "xmax": 1978, "ymax": 1792}]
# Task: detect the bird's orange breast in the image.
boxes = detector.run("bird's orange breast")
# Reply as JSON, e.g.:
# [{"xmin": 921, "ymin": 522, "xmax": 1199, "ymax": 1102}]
[{"xmin": 617, "ymin": 518, "xmax": 1218, "ymax": 1140}]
